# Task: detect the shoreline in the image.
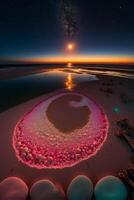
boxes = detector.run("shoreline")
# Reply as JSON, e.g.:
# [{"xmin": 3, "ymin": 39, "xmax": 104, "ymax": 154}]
[{"xmin": 0, "ymin": 65, "xmax": 134, "ymax": 81}]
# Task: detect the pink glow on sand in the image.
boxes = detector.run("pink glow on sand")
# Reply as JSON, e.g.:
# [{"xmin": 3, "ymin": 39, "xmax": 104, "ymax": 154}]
[{"xmin": 13, "ymin": 92, "xmax": 109, "ymax": 169}]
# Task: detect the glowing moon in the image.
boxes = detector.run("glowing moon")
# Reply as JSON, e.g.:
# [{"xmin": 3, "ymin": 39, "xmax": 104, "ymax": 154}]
[
  {"xmin": 67, "ymin": 43, "xmax": 75, "ymax": 51},
  {"xmin": 13, "ymin": 92, "xmax": 109, "ymax": 169}
]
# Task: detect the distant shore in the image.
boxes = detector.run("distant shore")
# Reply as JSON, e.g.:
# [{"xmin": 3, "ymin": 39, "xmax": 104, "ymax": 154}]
[{"xmin": 0, "ymin": 64, "xmax": 134, "ymax": 80}]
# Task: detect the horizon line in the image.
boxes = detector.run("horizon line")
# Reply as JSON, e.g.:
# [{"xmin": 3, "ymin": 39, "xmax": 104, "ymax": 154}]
[{"xmin": 1, "ymin": 54, "xmax": 134, "ymax": 65}]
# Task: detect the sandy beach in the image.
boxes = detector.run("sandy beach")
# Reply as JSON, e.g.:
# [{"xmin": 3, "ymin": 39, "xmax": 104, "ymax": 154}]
[
  {"xmin": 0, "ymin": 75, "xmax": 133, "ymax": 192},
  {"xmin": 46, "ymin": 94, "xmax": 90, "ymax": 133}
]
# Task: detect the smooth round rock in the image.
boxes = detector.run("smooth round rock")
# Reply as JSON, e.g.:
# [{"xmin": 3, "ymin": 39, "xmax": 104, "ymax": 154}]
[
  {"xmin": 67, "ymin": 175, "xmax": 93, "ymax": 200},
  {"xmin": 0, "ymin": 177, "xmax": 28, "ymax": 200},
  {"xmin": 95, "ymin": 176, "xmax": 128, "ymax": 200},
  {"xmin": 30, "ymin": 180, "xmax": 65, "ymax": 200}
]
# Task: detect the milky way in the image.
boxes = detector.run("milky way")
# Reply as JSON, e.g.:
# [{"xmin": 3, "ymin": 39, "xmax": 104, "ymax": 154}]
[{"xmin": 61, "ymin": 0, "xmax": 78, "ymax": 39}]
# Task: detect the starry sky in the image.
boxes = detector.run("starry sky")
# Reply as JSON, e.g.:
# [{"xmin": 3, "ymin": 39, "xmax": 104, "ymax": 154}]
[{"xmin": 0, "ymin": 0, "xmax": 134, "ymax": 64}]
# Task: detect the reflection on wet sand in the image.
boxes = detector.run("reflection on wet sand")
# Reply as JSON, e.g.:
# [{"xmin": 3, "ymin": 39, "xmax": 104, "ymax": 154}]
[{"xmin": 65, "ymin": 73, "xmax": 75, "ymax": 90}]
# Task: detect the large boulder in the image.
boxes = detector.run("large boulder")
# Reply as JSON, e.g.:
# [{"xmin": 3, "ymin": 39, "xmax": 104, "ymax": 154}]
[
  {"xmin": 0, "ymin": 177, "xmax": 28, "ymax": 200},
  {"xmin": 95, "ymin": 176, "xmax": 128, "ymax": 200},
  {"xmin": 30, "ymin": 179, "xmax": 65, "ymax": 200},
  {"xmin": 67, "ymin": 175, "xmax": 93, "ymax": 200}
]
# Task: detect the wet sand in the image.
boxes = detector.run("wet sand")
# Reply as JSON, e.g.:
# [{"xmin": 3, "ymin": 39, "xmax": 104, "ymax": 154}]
[
  {"xmin": 0, "ymin": 76, "xmax": 133, "ymax": 192},
  {"xmin": 46, "ymin": 94, "xmax": 90, "ymax": 133},
  {"xmin": 0, "ymin": 66, "xmax": 47, "ymax": 80}
]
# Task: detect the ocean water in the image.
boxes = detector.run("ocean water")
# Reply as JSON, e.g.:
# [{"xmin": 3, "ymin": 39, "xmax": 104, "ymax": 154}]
[{"xmin": 0, "ymin": 65, "xmax": 134, "ymax": 112}]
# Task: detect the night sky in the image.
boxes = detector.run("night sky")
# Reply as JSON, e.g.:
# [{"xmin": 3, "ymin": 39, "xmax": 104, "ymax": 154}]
[{"xmin": 0, "ymin": 0, "xmax": 134, "ymax": 64}]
